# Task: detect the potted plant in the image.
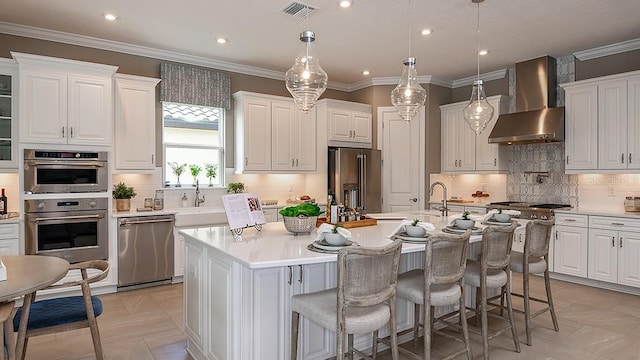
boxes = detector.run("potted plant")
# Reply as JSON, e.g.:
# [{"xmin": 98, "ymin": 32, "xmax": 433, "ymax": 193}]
[
  {"xmin": 205, "ymin": 163, "xmax": 218, "ymax": 187},
  {"xmin": 324, "ymin": 223, "xmax": 346, "ymax": 245},
  {"xmin": 112, "ymin": 182, "xmax": 137, "ymax": 212},
  {"xmin": 455, "ymin": 211, "xmax": 475, "ymax": 229},
  {"xmin": 227, "ymin": 182, "xmax": 245, "ymax": 193},
  {"xmin": 189, "ymin": 164, "xmax": 202, "ymax": 186},
  {"xmin": 494, "ymin": 209, "xmax": 512, "ymax": 223},
  {"xmin": 405, "ymin": 218, "xmax": 427, "ymax": 237},
  {"xmin": 168, "ymin": 162, "xmax": 186, "ymax": 187}
]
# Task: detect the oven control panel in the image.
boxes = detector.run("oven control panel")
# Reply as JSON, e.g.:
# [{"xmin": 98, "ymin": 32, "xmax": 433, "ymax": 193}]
[{"xmin": 25, "ymin": 198, "xmax": 108, "ymax": 213}]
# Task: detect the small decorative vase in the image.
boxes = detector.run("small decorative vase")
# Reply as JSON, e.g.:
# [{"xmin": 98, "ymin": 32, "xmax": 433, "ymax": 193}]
[
  {"xmin": 115, "ymin": 199, "xmax": 131, "ymax": 212},
  {"xmin": 208, "ymin": 178, "xmax": 214, "ymax": 187},
  {"xmin": 405, "ymin": 225, "xmax": 426, "ymax": 237},
  {"xmin": 494, "ymin": 213, "xmax": 512, "ymax": 223},
  {"xmin": 324, "ymin": 233, "xmax": 346, "ymax": 246},
  {"xmin": 455, "ymin": 219, "xmax": 475, "ymax": 229},
  {"xmin": 175, "ymin": 178, "xmax": 182, "ymax": 187}
]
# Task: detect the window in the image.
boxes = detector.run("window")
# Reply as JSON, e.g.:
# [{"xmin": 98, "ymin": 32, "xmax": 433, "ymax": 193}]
[{"xmin": 163, "ymin": 102, "xmax": 224, "ymax": 187}]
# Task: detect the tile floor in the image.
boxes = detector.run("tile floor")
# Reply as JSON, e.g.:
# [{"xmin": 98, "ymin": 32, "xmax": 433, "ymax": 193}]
[{"xmin": 22, "ymin": 274, "xmax": 640, "ymax": 359}]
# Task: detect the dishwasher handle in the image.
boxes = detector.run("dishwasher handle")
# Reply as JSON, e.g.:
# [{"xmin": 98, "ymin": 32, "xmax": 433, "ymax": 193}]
[{"xmin": 119, "ymin": 217, "xmax": 174, "ymax": 226}]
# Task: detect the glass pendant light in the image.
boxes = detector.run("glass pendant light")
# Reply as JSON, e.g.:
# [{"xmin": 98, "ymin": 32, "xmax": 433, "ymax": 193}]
[
  {"xmin": 285, "ymin": 1, "xmax": 328, "ymax": 114},
  {"xmin": 390, "ymin": 0, "xmax": 426, "ymax": 123},
  {"xmin": 463, "ymin": 0, "xmax": 494, "ymax": 135}
]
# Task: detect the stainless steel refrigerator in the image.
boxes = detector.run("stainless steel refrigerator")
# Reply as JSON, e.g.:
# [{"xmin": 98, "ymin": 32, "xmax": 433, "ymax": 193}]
[{"xmin": 328, "ymin": 147, "xmax": 382, "ymax": 214}]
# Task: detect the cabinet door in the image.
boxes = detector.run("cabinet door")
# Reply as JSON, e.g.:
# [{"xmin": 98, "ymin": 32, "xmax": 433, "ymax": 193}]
[
  {"xmin": 618, "ymin": 230, "xmax": 640, "ymax": 288},
  {"xmin": 564, "ymin": 84, "xmax": 598, "ymax": 171},
  {"xmin": 628, "ymin": 76, "xmax": 640, "ymax": 170},
  {"xmin": 206, "ymin": 251, "xmax": 233, "ymax": 360},
  {"xmin": 328, "ymin": 108, "xmax": 352, "ymax": 142},
  {"xmin": 441, "ymin": 106, "xmax": 460, "ymax": 172},
  {"xmin": 553, "ymin": 225, "xmax": 588, "ymax": 277},
  {"xmin": 252, "ymin": 266, "xmax": 291, "ymax": 360},
  {"xmin": 20, "ymin": 70, "xmax": 67, "ymax": 144},
  {"xmin": 475, "ymin": 97, "xmax": 502, "ymax": 171},
  {"xmin": 598, "ymin": 79, "xmax": 628, "ymax": 170},
  {"xmin": 588, "ymin": 228, "xmax": 618, "ymax": 283},
  {"xmin": 241, "ymin": 98, "xmax": 272, "ymax": 171},
  {"xmin": 295, "ymin": 108, "xmax": 317, "ymax": 171},
  {"xmin": 67, "ymin": 75, "xmax": 113, "ymax": 145},
  {"xmin": 0, "ymin": 239, "xmax": 18, "ymax": 256},
  {"xmin": 458, "ymin": 113, "xmax": 476, "ymax": 171},
  {"xmin": 174, "ymin": 230, "xmax": 185, "ymax": 276},
  {"xmin": 351, "ymin": 111, "xmax": 372, "ymax": 144},
  {"xmin": 271, "ymin": 100, "xmax": 297, "ymax": 170},
  {"xmin": 0, "ymin": 62, "xmax": 17, "ymax": 169},
  {"xmin": 184, "ymin": 240, "xmax": 206, "ymax": 353},
  {"xmin": 114, "ymin": 76, "xmax": 159, "ymax": 170}
]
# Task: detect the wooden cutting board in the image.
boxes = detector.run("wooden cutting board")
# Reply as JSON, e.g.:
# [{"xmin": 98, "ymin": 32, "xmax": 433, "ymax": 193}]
[{"xmin": 447, "ymin": 199, "xmax": 475, "ymax": 203}]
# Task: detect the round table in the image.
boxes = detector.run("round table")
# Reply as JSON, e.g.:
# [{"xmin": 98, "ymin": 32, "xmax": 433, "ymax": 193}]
[{"xmin": 0, "ymin": 255, "xmax": 69, "ymax": 360}]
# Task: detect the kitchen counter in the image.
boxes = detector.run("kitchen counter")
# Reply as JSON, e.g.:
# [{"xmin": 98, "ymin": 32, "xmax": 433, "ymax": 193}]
[{"xmin": 555, "ymin": 207, "xmax": 640, "ymax": 218}]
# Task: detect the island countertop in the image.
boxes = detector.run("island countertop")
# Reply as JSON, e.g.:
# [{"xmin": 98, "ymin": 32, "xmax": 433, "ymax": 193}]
[{"xmin": 179, "ymin": 212, "xmax": 487, "ymax": 269}]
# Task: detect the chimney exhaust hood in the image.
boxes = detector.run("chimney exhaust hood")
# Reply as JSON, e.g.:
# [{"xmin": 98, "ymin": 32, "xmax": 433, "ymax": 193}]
[{"xmin": 488, "ymin": 56, "xmax": 565, "ymax": 145}]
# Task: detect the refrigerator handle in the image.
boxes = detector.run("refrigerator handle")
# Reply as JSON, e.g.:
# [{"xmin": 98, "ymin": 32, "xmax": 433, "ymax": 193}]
[{"xmin": 360, "ymin": 154, "xmax": 367, "ymax": 210}]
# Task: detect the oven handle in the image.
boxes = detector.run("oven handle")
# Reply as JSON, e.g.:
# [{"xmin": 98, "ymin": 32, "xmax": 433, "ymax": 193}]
[
  {"xmin": 119, "ymin": 218, "xmax": 175, "ymax": 226},
  {"xmin": 32, "ymin": 214, "xmax": 105, "ymax": 222},
  {"xmin": 26, "ymin": 160, "xmax": 106, "ymax": 167}
]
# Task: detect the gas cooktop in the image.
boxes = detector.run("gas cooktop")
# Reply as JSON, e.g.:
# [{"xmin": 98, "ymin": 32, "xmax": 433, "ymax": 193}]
[{"xmin": 488, "ymin": 201, "xmax": 571, "ymax": 209}]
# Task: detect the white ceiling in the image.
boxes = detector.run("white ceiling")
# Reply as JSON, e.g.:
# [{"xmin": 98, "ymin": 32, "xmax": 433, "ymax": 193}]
[{"xmin": 1, "ymin": 0, "xmax": 639, "ymax": 86}]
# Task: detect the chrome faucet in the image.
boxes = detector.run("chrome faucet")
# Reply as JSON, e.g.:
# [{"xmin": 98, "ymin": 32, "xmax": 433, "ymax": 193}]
[
  {"xmin": 429, "ymin": 181, "xmax": 448, "ymax": 217},
  {"xmin": 195, "ymin": 180, "xmax": 205, "ymax": 207}
]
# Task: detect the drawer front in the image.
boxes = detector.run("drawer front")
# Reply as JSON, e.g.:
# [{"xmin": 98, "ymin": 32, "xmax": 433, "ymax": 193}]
[
  {"xmin": 465, "ymin": 206, "xmax": 487, "ymax": 215},
  {"xmin": 590, "ymin": 216, "xmax": 640, "ymax": 232},
  {"xmin": 0, "ymin": 223, "xmax": 18, "ymax": 240},
  {"xmin": 555, "ymin": 213, "xmax": 588, "ymax": 227}
]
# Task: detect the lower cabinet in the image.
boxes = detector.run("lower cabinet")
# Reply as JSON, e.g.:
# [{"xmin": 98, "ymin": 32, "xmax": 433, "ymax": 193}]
[
  {"xmin": 588, "ymin": 216, "xmax": 640, "ymax": 287},
  {"xmin": 0, "ymin": 223, "xmax": 19, "ymax": 255},
  {"xmin": 553, "ymin": 214, "xmax": 589, "ymax": 277}
]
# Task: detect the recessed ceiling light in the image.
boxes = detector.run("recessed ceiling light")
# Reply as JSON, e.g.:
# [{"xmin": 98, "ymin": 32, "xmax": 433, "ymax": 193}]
[
  {"xmin": 478, "ymin": 50, "xmax": 488, "ymax": 56},
  {"xmin": 338, "ymin": 0, "xmax": 352, "ymax": 8},
  {"xmin": 362, "ymin": 70, "xmax": 370, "ymax": 76},
  {"xmin": 216, "ymin": 37, "xmax": 228, "ymax": 44},
  {"xmin": 421, "ymin": 29, "xmax": 432, "ymax": 36},
  {"xmin": 103, "ymin": 13, "xmax": 118, "ymax": 21}
]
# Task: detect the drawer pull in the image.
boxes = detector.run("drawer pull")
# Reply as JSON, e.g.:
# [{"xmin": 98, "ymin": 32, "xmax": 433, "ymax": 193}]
[
  {"xmin": 620, "ymin": 238, "xmax": 623, "ymax": 248},
  {"xmin": 611, "ymin": 222, "xmax": 625, "ymax": 226},
  {"xmin": 563, "ymin": 219, "xmax": 577, "ymax": 222},
  {"xmin": 612, "ymin": 236, "xmax": 615, "ymax": 247}
]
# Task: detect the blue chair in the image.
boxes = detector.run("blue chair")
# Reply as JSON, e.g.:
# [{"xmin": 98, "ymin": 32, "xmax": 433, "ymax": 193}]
[{"xmin": 13, "ymin": 260, "xmax": 109, "ymax": 360}]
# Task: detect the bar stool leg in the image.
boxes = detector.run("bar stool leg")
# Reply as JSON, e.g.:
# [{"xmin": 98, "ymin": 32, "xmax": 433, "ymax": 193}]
[
  {"xmin": 480, "ymin": 280, "xmax": 489, "ymax": 360},
  {"xmin": 505, "ymin": 272, "xmax": 521, "ymax": 353},
  {"xmin": 290, "ymin": 311, "xmax": 299, "ymax": 360},
  {"xmin": 413, "ymin": 303, "xmax": 420, "ymax": 350},
  {"xmin": 523, "ymin": 267, "xmax": 532, "ymax": 346},
  {"xmin": 544, "ymin": 268, "xmax": 559, "ymax": 331}
]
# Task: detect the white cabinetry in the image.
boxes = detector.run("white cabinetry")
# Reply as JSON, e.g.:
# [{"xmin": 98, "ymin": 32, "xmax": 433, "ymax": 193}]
[
  {"xmin": 562, "ymin": 70, "xmax": 640, "ymax": 172},
  {"xmin": 588, "ymin": 216, "xmax": 640, "ymax": 288},
  {"xmin": 317, "ymin": 99, "xmax": 372, "ymax": 148},
  {"xmin": 13, "ymin": 52, "xmax": 117, "ymax": 146},
  {"xmin": 114, "ymin": 74, "xmax": 160, "ymax": 170},
  {"xmin": 263, "ymin": 208, "xmax": 281, "ymax": 223},
  {"xmin": 234, "ymin": 92, "xmax": 317, "ymax": 173},
  {"xmin": 0, "ymin": 223, "xmax": 19, "ymax": 255},
  {"xmin": 553, "ymin": 213, "xmax": 588, "ymax": 277},
  {"xmin": 0, "ymin": 60, "xmax": 18, "ymax": 169},
  {"xmin": 440, "ymin": 95, "xmax": 509, "ymax": 173}
]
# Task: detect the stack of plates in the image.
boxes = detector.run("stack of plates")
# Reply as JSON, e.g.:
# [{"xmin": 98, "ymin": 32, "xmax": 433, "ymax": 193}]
[
  {"xmin": 442, "ymin": 226, "xmax": 482, "ymax": 235},
  {"xmin": 392, "ymin": 231, "xmax": 428, "ymax": 243},
  {"xmin": 311, "ymin": 239, "xmax": 356, "ymax": 252}
]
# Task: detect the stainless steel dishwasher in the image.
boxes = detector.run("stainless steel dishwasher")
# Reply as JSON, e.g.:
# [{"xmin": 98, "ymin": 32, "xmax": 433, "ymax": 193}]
[{"xmin": 118, "ymin": 214, "xmax": 175, "ymax": 289}]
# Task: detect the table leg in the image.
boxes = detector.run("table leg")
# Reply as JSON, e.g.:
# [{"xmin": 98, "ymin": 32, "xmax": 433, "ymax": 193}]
[{"xmin": 15, "ymin": 293, "xmax": 33, "ymax": 360}]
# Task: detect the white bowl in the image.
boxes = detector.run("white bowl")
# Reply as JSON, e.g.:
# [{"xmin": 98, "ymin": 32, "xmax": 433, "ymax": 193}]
[
  {"xmin": 493, "ymin": 213, "xmax": 512, "ymax": 223},
  {"xmin": 455, "ymin": 219, "xmax": 476, "ymax": 229},
  {"xmin": 324, "ymin": 232, "xmax": 346, "ymax": 246},
  {"xmin": 405, "ymin": 225, "xmax": 426, "ymax": 237}
]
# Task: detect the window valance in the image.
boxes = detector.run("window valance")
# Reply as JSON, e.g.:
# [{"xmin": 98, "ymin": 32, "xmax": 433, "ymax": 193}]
[{"xmin": 160, "ymin": 63, "xmax": 231, "ymax": 110}]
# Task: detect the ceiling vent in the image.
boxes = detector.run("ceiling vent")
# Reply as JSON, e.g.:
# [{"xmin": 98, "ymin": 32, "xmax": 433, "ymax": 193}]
[{"xmin": 282, "ymin": 2, "xmax": 317, "ymax": 18}]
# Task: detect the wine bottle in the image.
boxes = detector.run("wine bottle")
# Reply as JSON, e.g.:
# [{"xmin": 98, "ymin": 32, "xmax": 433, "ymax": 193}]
[{"xmin": 0, "ymin": 188, "xmax": 6, "ymax": 215}]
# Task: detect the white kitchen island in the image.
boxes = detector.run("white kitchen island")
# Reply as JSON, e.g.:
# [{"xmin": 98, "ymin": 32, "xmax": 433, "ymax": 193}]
[{"xmin": 180, "ymin": 213, "xmax": 484, "ymax": 360}]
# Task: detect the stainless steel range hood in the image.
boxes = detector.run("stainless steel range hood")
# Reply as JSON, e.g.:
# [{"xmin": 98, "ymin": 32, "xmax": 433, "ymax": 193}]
[{"xmin": 488, "ymin": 56, "xmax": 565, "ymax": 144}]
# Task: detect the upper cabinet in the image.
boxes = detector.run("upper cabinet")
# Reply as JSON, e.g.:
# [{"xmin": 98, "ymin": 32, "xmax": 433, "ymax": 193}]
[
  {"xmin": 12, "ymin": 52, "xmax": 118, "ymax": 147},
  {"xmin": 0, "ymin": 59, "xmax": 18, "ymax": 170},
  {"xmin": 562, "ymin": 70, "xmax": 640, "ymax": 173},
  {"xmin": 440, "ymin": 95, "xmax": 509, "ymax": 173},
  {"xmin": 114, "ymin": 74, "xmax": 160, "ymax": 171},
  {"xmin": 317, "ymin": 99, "xmax": 372, "ymax": 148},
  {"xmin": 233, "ymin": 91, "xmax": 317, "ymax": 173}
]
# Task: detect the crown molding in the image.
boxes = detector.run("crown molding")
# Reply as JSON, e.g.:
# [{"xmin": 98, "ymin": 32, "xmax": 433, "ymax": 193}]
[
  {"xmin": 574, "ymin": 38, "xmax": 640, "ymax": 61},
  {"xmin": 451, "ymin": 69, "xmax": 507, "ymax": 88}
]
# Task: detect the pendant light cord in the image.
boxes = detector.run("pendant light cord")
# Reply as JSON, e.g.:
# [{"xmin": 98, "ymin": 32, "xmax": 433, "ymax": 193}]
[
  {"xmin": 408, "ymin": 0, "xmax": 412, "ymax": 57},
  {"xmin": 475, "ymin": 1, "xmax": 481, "ymax": 101}
]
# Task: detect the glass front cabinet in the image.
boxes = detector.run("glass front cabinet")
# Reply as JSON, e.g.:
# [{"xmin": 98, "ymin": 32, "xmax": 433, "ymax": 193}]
[{"xmin": 0, "ymin": 59, "xmax": 17, "ymax": 170}]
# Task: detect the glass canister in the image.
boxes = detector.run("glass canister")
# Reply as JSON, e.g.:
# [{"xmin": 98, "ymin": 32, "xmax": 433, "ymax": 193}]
[{"xmin": 144, "ymin": 198, "xmax": 154, "ymax": 208}]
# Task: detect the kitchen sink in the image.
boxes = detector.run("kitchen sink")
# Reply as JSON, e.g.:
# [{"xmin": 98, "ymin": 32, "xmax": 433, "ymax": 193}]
[{"xmin": 174, "ymin": 207, "xmax": 228, "ymax": 227}]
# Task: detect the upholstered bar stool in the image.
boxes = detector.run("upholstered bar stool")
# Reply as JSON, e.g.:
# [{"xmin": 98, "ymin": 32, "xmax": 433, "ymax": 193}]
[
  {"xmin": 509, "ymin": 218, "xmax": 558, "ymax": 345},
  {"xmin": 464, "ymin": 223, "xmax": 520, "ymax": 360},
  {"xmin": 290, "ymin": 239, "xmax": 403, "ymax": 360},
  {"xmin": 394, "ymin": 230, "xmax": 473, "ymax": 360}
]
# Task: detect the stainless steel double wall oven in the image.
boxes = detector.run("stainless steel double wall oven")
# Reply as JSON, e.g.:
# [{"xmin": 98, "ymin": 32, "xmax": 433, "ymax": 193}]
[{"xmin": 23, "ymin": 150, "xmax": 109, "ymax": 263}]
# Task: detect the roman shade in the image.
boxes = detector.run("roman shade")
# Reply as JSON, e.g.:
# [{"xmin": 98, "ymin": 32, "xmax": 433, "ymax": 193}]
[{"xmin": 160, "ymin": 63, "xmax": 231, "ymax": 110}]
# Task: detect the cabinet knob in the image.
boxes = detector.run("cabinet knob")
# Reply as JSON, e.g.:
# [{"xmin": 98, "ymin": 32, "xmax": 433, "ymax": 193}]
[
  {"xmin": 566, "ymin": 155, "xmax": 569, "ymax": 165},
  {"xmin": 622, "ymin": 153, "xmax": 625, "ymax": 164},
  {"xmin": 612, "ymin": 236, "xmax": 615, "ymax": 247},
  {"xmin": 61, "ymin": 127, "xmax": 65, "ymax": 138},
  {"xmin": 630, "ymin": 153, "xmax": 633, "ymax": 164},
  {"xmin": 409, "ymin": 198, "xmax": 418, "ymax": 202},
  {"xmin": 620, "ymin": 237, "xmax": 623, "ymax": 248},
  {"xmin": 245, "ymin": 157, "xmax": 248, "ymax": 166}
]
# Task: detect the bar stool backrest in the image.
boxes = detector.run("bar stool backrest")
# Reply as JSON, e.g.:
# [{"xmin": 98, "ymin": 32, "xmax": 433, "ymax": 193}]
[
  {"xmin": 427, "ymin": 231, "xmax": 471, "ymax": 286},
  {"xmin": 524, "ymin": 218, "xmax": 555, "ymax": 258},
  {"xmin": 481, "ymin": 222, "xmax": 518, "ymax": 270}
]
